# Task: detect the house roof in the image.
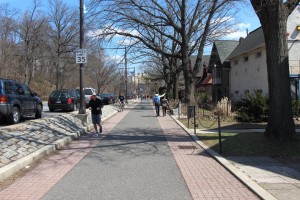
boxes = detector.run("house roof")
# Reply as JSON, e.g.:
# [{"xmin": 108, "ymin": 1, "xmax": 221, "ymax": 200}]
[
  {"xmin": 190, "ymin": 54, "xmax": 210, "ymax": 77},
  {"xmin": 228, "ymin": 27, "xmax": 264, "ymax": 59},
  {"xmin": 202, "ymin": 74, "xmax": 212, "ymax": 85},
  {"xmin": 196, "ymin": 74, "xmax": 212, "ymax": 86},
  {"xmin": 213, "ymin": 40, "xmax": 239, "ymax": 63},
  {"xmin": 190, "ymin": 55, "xmax": 210, "ymax": 66}
]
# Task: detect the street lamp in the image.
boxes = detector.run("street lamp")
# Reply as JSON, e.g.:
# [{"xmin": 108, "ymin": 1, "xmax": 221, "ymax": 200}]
[{"xmin": 100, "ymin": 47, "xmax": 127, "ymax": 99}]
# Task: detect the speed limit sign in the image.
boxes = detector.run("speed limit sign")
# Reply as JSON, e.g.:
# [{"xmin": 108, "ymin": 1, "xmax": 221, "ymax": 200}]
[{"xmin": 75, "ymin": 49, "xmax": 87, "ymax": 64}]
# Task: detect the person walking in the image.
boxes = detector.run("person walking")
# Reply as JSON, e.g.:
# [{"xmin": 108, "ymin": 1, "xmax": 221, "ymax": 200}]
[
  {"xmin": 153, "ymin": 93, "xmax": 165, "ymax": 117},
  {"xmin": 118, "ymin": 94, "xmax": 125, "ymax": 112},
  {"xmin": 160, "ymin": 96, "xmax": 169, "ymax": 117},
  {"xmin": 89, "ymin": 92, "xmax": 103, "ymax": 135}
]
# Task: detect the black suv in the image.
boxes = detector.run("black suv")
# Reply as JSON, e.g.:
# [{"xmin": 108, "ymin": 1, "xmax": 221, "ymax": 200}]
[
  {"xmin": 0, "ymin": 79, "xmax": 43, "ymax": 124},
  {"xmin": 48, "ymin": 89, "xmax": 80, "ymax": 112}
]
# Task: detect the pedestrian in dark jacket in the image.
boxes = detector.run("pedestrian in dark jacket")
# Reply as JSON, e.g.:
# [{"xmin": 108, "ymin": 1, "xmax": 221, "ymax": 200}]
[
  {"xmin": 160, "ymin": 96, "xmax": 169, "ymax": 117},
  {"xmin": 89, "ymin": 92, "xmax": 103, "ymax": 135}
]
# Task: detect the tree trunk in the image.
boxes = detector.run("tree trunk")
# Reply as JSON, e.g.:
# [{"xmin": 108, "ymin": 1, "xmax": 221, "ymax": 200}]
[
  {"xmin": 251, "ymin": 1, "xmax": 295, "ymax": 141},
  {"xmin": 173, "ymin": 73, "xmax": 179, "ymax": 100}
]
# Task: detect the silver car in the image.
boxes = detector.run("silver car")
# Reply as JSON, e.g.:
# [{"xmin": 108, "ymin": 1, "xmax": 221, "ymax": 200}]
[{"xmin": 76, "ymin": 87, "xmax": 97, "ymax": 107}]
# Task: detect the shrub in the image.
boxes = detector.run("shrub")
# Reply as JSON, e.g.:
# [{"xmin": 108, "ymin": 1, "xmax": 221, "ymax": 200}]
[
  {"xmin": 235, "ymin": 91, "xmax": 268, "ymax": 122},
  {"xmin": 292, "ymin": 100, "xmax": 300, "ymax": 116},
  {"xmin": 196, "ymin": 93, "xmax": 211, "ymax": 110}
]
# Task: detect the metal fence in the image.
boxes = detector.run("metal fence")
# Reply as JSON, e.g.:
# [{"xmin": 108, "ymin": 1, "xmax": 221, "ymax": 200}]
[{"xmin": 176, "ymin": 97, "xmax": 233, "ymax": 129}]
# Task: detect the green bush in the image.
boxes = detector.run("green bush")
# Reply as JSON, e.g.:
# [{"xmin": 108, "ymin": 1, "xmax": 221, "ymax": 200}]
[
  {"xmin": 292, "ymin": 100, "xmax": 300, "ymax": 116},
  {"xmin": 235, "ymin": 91, "xmax": 268, "ymax": 122},
  {"xmin": 196, "ymin": 93, "xmax": 211, "ymax": 110}
]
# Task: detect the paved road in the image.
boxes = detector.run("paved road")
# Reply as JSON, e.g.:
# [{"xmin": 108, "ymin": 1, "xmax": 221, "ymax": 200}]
[{"xmin": 42, "ymin": 102, "xmax": 192, "ymax": 200}]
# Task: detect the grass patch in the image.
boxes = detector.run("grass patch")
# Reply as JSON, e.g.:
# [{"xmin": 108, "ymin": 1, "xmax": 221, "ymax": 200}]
[
  {"xmin": 179, "ymin": 118, "xmax": 220, "ymax": 129},
  {"xmin": 178, "ymin": 118, "xmax": 300, "ymax": 158},
  {"xmin": 178, "ymin": 118, "xmax": 266, "ymax": 130},
  {"xmin": 198, "ymin": 132, "xmax": 300, "ymax": 158}
]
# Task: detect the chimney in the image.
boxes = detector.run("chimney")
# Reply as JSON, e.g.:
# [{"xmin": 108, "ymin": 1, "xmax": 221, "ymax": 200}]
[{"xmin": 239, "ymin": 37, "xmax": 244, "ymax": 44}]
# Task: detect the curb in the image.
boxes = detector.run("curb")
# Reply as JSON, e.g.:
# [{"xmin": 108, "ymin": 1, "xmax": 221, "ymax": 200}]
[{"xmin": 170, "ymin": 114, "xmax": 277, "ymax": 200}]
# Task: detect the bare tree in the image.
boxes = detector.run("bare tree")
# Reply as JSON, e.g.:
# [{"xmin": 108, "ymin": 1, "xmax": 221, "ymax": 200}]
[
  {"xmin": 17, "ymin": 0, "xmax": 48, "ymax": 85},
  {"xmin": 47, "ymin": 0, "xmax": 79, "ymax": 89},
  {"xmin": 88, "ymin": 0, "xmax": 237, "ymax": 104},
  {"xmin": 0, "ymin": 4, "xmax": 19, "ymax": 78},
  {"xmin": 250, "ymin": 0, "xmax": 299, "ymax": 142},
  {"xmin": 86, "ymin": 51, "xmax": 120, "ymax": 93}
]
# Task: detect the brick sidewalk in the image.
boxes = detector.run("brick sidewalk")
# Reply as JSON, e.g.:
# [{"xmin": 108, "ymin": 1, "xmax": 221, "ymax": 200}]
[{"xmin": 157, "ymin": 115, "xmax": 259, "ymax": 200}]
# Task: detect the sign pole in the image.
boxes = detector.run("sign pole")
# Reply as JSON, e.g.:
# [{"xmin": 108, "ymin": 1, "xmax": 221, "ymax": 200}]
[
  {"xmin": 79, "ymin": 0, "xmax": 85, "ymax": 114},
  {"xmin": 125, "ymin": 47, "xmax": 128, "ymax": 102}
]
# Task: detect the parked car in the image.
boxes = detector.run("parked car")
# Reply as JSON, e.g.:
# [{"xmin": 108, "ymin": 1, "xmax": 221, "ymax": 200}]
[
  {"xmin": 76, "ymin": 87, "xmax": 96, "ymax": 107},
  {"xmin": 48, "ymin": 89, "xmax": 80, "ymax": 112},
  {"xmin": 99, "ymin": 93, "xmax": 115, "ymax": 105},
  {"xmin": 0, "ymin": 79, "xmax": 43, "ymax": 124},
  {"xmin": 108, "ymin": 93, "xmax": 116, "ymax": 103}
]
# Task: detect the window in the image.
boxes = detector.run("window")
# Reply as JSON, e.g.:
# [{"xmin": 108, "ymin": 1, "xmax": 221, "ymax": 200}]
[
  {"xmin": 256, "ymin": 52, "xmax": 262, "ymax": 58},
  {"xmin": 256, "ymin": 89, "xmax": 262, "ymax": 94},
  {"xmin": 216, "ymin": 68, "xmax": 221, "ymax": 78},
  {"xmin": 84, "ymin": 88, "xmax": 95, "ymax": 95},
  {"xmin": 4, "ymin": 81, "xmax": 13, "ymax": 94},
  {"xmin": 235, "ymin": 91, "xmax": 239, "ymax": 94},
  {"xmin": 244, "ymin": 56, "xmax": 248, "ymax": 62},
  {"xmin": 14, "ymin": 83, "xmax": 25, "ymax": 95},
  {"xmin": 21, "ymin": 85, "xmax": 32, "ymax": 96},
  {"xmin": 234, "ymin": 60, "xmax": 238, "ymax": 65}
]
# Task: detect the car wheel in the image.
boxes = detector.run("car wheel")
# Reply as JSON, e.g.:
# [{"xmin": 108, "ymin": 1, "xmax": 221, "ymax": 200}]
[
  {"xmin": 7, "ymin": 107, "xmax": 20, "ymax": 124},
  {"xmin": 35, "ymin": 104, "xmax": 42, "ymax": 119}
]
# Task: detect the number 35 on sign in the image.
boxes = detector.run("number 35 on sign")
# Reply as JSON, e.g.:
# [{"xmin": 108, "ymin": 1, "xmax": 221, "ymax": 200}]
[{"xmin": 75, "ymin": 49, "xmax": 87, "ymax": 64}]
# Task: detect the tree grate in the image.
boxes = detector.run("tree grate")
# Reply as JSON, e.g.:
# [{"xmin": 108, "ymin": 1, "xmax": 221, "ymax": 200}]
[{"xmin": 178, "ymin": 145, "xmax": 197, "ymax": 150}]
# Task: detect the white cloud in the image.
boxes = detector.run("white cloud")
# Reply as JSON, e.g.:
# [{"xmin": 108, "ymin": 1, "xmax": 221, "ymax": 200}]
[
  {"xmin": 221, "ymin": 23, "xmax": 252, "ymax": 40},
  {"xmin": 237, "ymin": 23, "xmax": 251, "ymax": 29},
  {"xmin": 224, "ymin": 30, "xmax": 248, "ymax": 39},
  {"xmin": 88, "ymin": 25, "xmax": 140, "ymax": 39}
]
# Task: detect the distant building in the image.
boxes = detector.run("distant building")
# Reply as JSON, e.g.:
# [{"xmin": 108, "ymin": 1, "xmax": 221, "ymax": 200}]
[{"xmin": 198, "ymin": 40, "xmax": 239, "ymax": 102}]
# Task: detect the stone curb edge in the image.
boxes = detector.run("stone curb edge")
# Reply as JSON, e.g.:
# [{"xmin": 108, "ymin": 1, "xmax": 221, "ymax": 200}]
[
  {"xmin": 170, "ymin": 114, "xmax": 277, "ymax": 200},
  {"xmin": 0, "ymin": 109, "xmax": 119, "ymax": 183}
]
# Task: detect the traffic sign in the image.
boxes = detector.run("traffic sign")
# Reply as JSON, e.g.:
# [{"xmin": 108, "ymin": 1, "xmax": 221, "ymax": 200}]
[{"xmin": 75, "ymin": 49, "xmax": 87, "ymax": 64}]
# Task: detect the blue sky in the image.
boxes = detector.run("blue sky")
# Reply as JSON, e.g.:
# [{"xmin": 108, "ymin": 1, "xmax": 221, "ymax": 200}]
[
  {"xmin": 0, "ymin": 0, "xmax": 77, "ymax": 10},
  {"xmin": 0, "ymin": 0, "xmax": 261, "ymax": 36},
  {"xmin": 0, "ymin": 0, "xmax": 261, "ymax": 65}
]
